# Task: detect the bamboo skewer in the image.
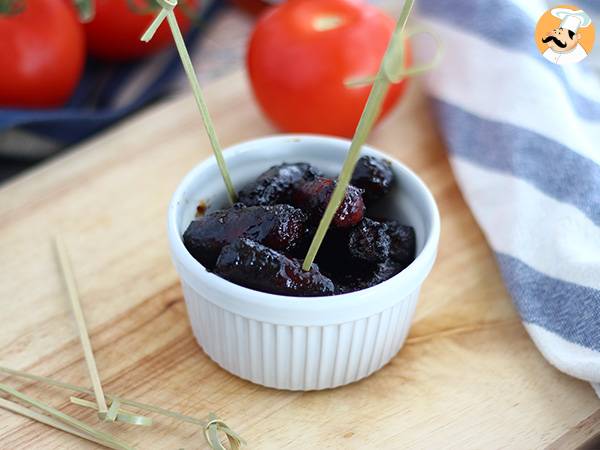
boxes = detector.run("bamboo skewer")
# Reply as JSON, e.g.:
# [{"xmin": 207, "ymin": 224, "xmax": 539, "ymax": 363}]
[
  {"xmin": 0, "ymin": 384, "xmax": 133, "ymax": 450},
  {"xmin": 54, "ymin": 235, "xmax": 108, "ymax": 416},
  {"xmin": 0, "ymin": 398, "xmax": 126, "ymax": 450},
  {"xmin": 69, "ymin": 397, "xmax": 153, "ymax": 426},
  {"xmin": 141, "ymin": 0, "xmax": 237, "ymax": 205},
  {"xmin": 0, "ymin": 365, "xmax": 246, "ymax": 449},
  {"xmin": 302, "ymin": 0, "xmax": 416, "ymax": 270},
  {"xmin": 1, "ymin": 365, "xmax": 212, "ymax": 427}
]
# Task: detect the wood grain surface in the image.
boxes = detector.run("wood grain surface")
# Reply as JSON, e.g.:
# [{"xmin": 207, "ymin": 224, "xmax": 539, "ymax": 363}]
[{"xmin": 0, "ymin": 71, "xmax": 598, "ymax": 449}]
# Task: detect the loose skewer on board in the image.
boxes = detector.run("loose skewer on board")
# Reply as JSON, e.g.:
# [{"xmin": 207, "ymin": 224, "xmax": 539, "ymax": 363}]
[{"xmin": 54, "ymin": 235, "xmax": 109, "ymax": 417}]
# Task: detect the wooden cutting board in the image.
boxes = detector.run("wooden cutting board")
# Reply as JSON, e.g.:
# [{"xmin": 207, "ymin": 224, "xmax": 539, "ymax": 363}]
[{"xmin": 0, "ymin": 71, "xmax": 598, "ymax": 450}]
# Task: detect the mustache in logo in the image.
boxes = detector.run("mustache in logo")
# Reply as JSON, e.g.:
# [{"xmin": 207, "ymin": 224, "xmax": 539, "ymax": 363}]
[{"xmin": 542, "ymin": 35, "xmax": 567, "ymax": 48}]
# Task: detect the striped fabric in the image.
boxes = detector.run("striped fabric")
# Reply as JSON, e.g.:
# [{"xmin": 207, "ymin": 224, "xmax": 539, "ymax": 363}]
[{"xmin": 415, "ymin": 0, "xmax": 600, "ymax": 393}]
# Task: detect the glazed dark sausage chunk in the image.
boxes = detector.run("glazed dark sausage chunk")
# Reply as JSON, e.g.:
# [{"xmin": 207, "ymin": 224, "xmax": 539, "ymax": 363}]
[
  {"xmin": 384, "ymin": 220, "xmax": 416, "ymax": 267},
  {"xmin": 348, "ymin": 218, "xmax": 391, "ymax": 263},
  {"xmin": 183, "ymin": 204, "xmax": 307, "ymax": 269},
  {"xmin": 215, "ymin": 238, "xmax": 335, "ymax": 297},
  {"xmin": 351, "ymin": 155, "xmax": 393, "ymax": 203},
  {"xmin": 335, "ymin": 259, "xmax": 405, "ymax": 294},
  {"xmin": 292, "ymin": 176, "xmax": 364, "ymax": 228},
  {"xmin": 237, "ymin": 162, "xmax": 322, "ymax": 206}
]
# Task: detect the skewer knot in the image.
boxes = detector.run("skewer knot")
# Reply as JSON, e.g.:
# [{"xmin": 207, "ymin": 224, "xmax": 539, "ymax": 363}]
[
  {"xmin": 203, "ymin": 413, "xmax": 246, "ymax": 450},
  {"xmin": 156, "ymin": 0, "xmax": 177, "ymax": 11},
  {"xmin": 141, "ymin": 0, "xmax": 179, "ymax": 42}
]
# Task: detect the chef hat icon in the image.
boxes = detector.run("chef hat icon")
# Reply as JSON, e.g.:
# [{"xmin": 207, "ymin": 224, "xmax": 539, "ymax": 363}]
[{"xmin": 551, "ymin": 8, "xmax": 592, "ymax": 33}]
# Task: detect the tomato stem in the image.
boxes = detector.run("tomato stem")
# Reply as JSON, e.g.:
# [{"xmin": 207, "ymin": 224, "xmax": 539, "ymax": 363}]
[
  {"xmin": 0, "ymin": 0, "xmax": 24, "ymax": 15},
  {"xmin": 313, "ymin": 15, "xmax": 344, "ymax": 31},
  {"xmin": 72, "ymin": 0, "xmax": 94, "ymax": 22},
  {"xmin": 126, "ymin": 0, "xmax": 160, "ymax": 14}
]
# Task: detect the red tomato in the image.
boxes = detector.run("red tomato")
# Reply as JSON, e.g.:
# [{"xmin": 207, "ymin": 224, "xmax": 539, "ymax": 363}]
[
  {"xmin": 84, "ymin": 0, "xmax": 200, "ymax": 61},
  {"xmin": 0, "ymin": 1, "xmax": 85, "ymax": 108},
  {"xmin": 247, "ymin": 0, "xmax": 410, "ymax": 137}
]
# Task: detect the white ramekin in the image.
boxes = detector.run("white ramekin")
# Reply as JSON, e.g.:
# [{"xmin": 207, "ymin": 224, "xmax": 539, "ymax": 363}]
[{"xmin": 167, "ymin": 135, "xmax": 440, "ymax": 390}]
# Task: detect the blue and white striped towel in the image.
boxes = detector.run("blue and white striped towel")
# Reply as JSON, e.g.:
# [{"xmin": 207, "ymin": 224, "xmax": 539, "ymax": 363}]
[{"xmin": 416, "ymin": 0, "xmax": 600, "ymax": 393}]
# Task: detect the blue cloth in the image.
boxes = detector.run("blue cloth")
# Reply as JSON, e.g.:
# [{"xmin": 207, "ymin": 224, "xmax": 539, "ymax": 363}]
[
  {"xmin": 0, "ymin": 0, "xmax": 223, "ymax": 159},
  {"xmin": 416, "ymin": 0, "xmax": 600, "ymax": 393}
]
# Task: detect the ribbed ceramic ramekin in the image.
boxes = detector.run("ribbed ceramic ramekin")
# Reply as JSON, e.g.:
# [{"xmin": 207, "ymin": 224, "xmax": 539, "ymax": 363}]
[{"xmin": 167, "ymin": 135, "xmax": 440, "ymax": 390}]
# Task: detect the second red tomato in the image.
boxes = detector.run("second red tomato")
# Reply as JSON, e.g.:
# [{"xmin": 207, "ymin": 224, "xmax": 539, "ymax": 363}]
[
  {"xmin": 247, "ymin": 0, "xmax": 410, "ymax": 137},
  {"xmin": 84, "ymin": 0, "xmax": 200, "ymax": 61}
]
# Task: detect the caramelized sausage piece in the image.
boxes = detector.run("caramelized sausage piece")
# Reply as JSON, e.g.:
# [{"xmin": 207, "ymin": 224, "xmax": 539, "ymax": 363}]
[
  {"xmin": 351, "ymin": 156, "xmax": 393, "ymax": 203},
  {"xmin": 183, "ymin": 204, "xmax": 307, "ymax": 269},
  {"xmin": 348, "ymin": 218, "xmax": 391, "ymax": 263},
  {"xmin": 237, "ymin": 162, "xmax": 322, "ymax": 206},
  {"xmin": 215, "ymin": 238, "xmax": 335, "ymax": 297},
  {"xmin": 335, "ymin": 259, "xmax": 405, "ymax": 294},
  {"xmin": 384, "ymin": 220, "xmax": 416, "ymax": 267},
  {"xmin": 292, "ymin": 176, "xmax": 364, "ymax": 228}
]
